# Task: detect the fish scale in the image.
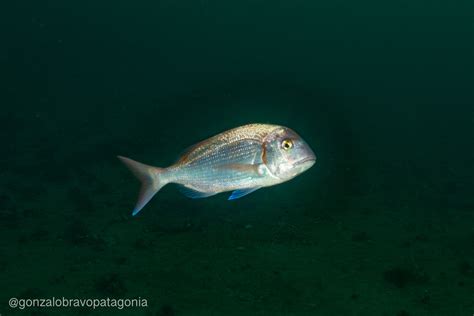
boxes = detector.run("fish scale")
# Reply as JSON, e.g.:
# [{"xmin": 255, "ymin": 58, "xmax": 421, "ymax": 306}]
[
  {"xmin": 118, "ymin": 123, "xmax": 316, "ymax": 216},
  {"xmin": 176, "ymin": 141, "xmax": 263, "ymax": 191},
  {"xmin": 178, "ymin": 124, "xmax": 279, "ymax": 166}
]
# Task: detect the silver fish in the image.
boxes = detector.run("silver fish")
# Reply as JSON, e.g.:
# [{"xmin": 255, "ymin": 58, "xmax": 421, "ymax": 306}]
[{"xmin": 118, "ymin": 123, "xmax": 316, "ymax": 216}]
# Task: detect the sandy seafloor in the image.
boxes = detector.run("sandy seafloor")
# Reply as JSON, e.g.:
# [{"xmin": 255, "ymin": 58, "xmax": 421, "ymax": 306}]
[
  {"xmin": 2, "ymin": 164, "xmax": 474, "ymax": 316},
  {"xmin": 2, "ymin": 0, "xmax": 474, "ymax": 315},
  {"xmin": 1, "ymin": 97, "xmax": 473, "ymax": 316}
]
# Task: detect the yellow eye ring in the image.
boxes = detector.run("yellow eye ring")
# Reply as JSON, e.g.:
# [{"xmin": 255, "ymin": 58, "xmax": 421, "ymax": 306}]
[{"xmin": 281, "ymin": 139, "xmax": 293, "ymax": 150}]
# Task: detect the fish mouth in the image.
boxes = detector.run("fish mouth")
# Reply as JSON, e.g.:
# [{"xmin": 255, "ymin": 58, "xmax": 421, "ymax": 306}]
[{"xmin": 294, "ymin": 156, "xmax": 316, "ymax": 167}]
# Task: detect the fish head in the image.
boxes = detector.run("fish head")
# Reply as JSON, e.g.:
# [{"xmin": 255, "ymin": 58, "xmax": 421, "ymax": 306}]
[{"xmin": 263, "ymin": 127, "xmax": 316, "ymax": 181}]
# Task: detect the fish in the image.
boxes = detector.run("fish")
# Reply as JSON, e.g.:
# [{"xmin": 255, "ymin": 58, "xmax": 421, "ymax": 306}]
[{"xmin": 118, "ymin": 123, "xmax": 316, "ymax": 216}]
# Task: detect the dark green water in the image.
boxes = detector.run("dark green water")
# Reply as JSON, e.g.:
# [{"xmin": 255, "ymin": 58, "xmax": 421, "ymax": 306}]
[{"xmin": 2, "ymin": 1, "xmax": 473, "ymax": 315}]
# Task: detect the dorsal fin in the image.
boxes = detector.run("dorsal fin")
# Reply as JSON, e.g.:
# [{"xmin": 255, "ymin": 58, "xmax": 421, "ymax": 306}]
[{"xmin": 176, "ymin": 139, "xmax": 209, "ymax": 164}]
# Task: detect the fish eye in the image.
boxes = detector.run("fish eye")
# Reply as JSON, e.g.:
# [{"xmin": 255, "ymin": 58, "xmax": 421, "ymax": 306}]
[{"xmin": 281, "ymin": 139, "xmax": 293, "ymax": 150}]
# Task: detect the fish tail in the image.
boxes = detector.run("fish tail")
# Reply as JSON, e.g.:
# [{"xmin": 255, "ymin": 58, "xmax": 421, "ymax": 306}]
[{"xmin": 117, "ymin": 156, "xmax": 167, "ymax": 216}]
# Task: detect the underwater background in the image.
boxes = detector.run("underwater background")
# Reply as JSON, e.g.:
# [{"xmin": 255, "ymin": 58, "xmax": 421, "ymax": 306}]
[{"xmin": 2, "ymin": 0, "xmax": 473, "ymax": 315}]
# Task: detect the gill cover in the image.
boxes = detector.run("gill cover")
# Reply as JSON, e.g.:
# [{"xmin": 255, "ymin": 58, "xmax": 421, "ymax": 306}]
[{"xmin": 262, "ymin": 127, "xmax": 315, "ymax": 180}]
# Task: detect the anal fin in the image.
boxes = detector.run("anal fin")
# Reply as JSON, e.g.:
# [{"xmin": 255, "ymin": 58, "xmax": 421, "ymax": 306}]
[
  {"xmin": 178, "ymin": 185, "xmax": 217, "ymax": 199},
  {"xmin": 228, "ymin": 187, "xmax": 261, "ymax": 200}
]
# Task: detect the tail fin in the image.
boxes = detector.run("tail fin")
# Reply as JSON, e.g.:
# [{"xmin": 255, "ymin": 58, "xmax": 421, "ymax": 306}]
[{"xmin": 117, "ymin": 156, "xmax": 166, "ymax": 216}]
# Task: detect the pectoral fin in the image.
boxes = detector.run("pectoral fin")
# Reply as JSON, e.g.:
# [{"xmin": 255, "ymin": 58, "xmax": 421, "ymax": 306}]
[
  {"xmin": 218, "ymin": 163, "xmax": 260, "ymax": 174},
  {"xmin": 228, "ymin": 187, "xmax": 261, "ymax": 200}
]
